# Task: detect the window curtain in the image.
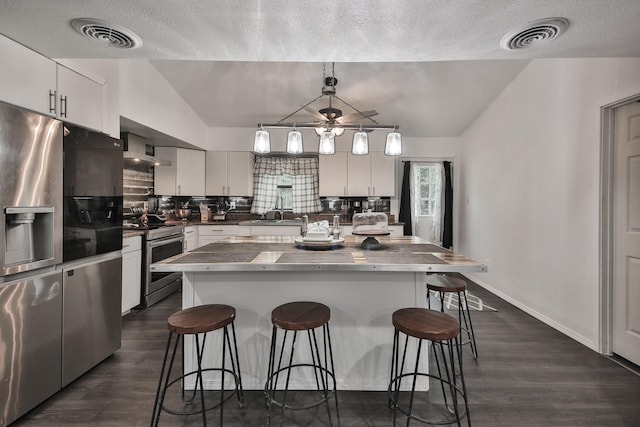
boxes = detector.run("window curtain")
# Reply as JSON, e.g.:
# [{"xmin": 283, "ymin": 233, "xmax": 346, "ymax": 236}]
[
  {"xmin": 250, "ymin": 157, "xmax": 322, "ymax": 214},
  {"xmin": 398, "ymin": 161, "xmax": 413, "ymax": 236},
  {"xmin": 442, "ymin": 161, "xmax": 453, "ymax": 249},
  {"xmin": 428, "ymin": 163, "xmax": 445, "ymax": 245}
]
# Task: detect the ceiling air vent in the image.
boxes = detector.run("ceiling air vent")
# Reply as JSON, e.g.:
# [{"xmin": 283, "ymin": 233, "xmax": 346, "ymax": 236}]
[
  {"xmin": 500, "ymin": 17, "xmax": 569, "ymax": 51},
  {"xmin": 71, "ymin": 18, "xmax": 142, "ymax": 49}
]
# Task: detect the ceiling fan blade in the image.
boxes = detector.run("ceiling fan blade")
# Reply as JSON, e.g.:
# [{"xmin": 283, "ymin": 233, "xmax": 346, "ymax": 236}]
[
  {"xmin": 335, "ymin": 110, "xmax": 379, "ymax": 124},
  {"xmin": 302, "ymin": 105, "xmax": 329, "ymax": 122}
]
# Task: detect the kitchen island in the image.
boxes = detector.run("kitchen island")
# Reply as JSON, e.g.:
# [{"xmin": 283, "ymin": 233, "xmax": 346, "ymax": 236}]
[{"xmin": 151, "ymin": 235, "xmax": 486, "ymax": 391}]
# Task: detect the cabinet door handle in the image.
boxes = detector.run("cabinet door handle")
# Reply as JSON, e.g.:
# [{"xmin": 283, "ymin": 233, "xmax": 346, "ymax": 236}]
[
  {"xmin": 372, "ymin": 186, "xmax": 376, "ymax": 196},
  {"xmin": 178, "ymin": 184, "xmax": 181, "ymax": 195},
  {"xmin": 59, "ymin": 95, "xmax": 67, "ymax": 118},
  {"xmin": 49, "ymin": 90, "xmax": 57, "ymax": 114},
  {"xmin": 344, "ymin": 186, "xmax": 346, "ymax": 196}
]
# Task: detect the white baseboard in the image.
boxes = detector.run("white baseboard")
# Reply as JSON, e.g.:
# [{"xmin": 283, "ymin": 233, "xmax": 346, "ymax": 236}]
[{"xmin": 463, "ymin": 273, "xmax": 598, "ymax": 352}]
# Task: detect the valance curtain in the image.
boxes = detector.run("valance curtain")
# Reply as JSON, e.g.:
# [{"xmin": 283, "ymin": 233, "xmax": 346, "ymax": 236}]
[{"xmin": 250, "ymin": 157, "xmax": 322, "ymax": 215}]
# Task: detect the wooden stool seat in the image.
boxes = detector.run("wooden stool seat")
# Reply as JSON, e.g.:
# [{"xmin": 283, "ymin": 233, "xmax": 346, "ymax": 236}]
[
  {"xmin": 168, "ymin": 304, "xmax": 235, "ymax": 335},
  {"xmin": 271, "ymin": 301, "xmax": 330, "ymax": 331},
  {"xmin": 426, "ymin": 275, "xmax": 467, "ymax": 293},
  {"xmin": 392, "ymin": 308, "xmax": 459, "ymax": 342}
]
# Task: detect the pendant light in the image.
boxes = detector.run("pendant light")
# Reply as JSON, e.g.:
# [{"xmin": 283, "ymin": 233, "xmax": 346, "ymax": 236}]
[
  {"xmin": 286, "ymin": 128, "xmax": 304, "ymax": 154},
  {"xmin": 352, "ymin": 129, "xmax": 369, "ymax": 155},
  {"xmin": 318, "ymin": 131, "xmax": 335, "ymax": 155},
  {"xmin": 385, "ymin": 130, "xmax": 402, "ymax": 156},
  {"xmin": 253, "ymin": 127, "xmax": 270, "ymax": 153}
]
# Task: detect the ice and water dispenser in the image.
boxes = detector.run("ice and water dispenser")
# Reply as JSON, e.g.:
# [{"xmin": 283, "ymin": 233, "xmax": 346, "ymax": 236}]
[{"xmin": 3, "ymin": 206, "xmax": 56, "ymax": 274}]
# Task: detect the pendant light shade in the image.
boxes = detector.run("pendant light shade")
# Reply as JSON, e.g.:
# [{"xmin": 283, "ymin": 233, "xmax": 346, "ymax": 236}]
[
  {"xmin": 286, "ymin": 129, "xmax": 304, "ymax": 154},
  {"xmin": 385, "ymin": 131, "xmax": 402, "ymax": 156},
  {"xmin": 253, "ymin": 128, "xmax": 270, "ymax": 153},
  {"xmin": 352, "ymin": 131, "xmax": 369, "ymax": 155},
  {"xmin": 315, "ymin": 126, "xmax": 326, "ymax": 136},
  {"xmin": 318, "ymin": 131, "xmax": 335, "ymax": 155},
  {"xmin": 332, "ymin": 127, "xmax": 345, "ymax": 136}
]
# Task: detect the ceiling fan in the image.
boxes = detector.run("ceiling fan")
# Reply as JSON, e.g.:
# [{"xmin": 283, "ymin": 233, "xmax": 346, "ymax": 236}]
[
  {"xmin": 298, "ymin": 64, "xmax": 379, "ymax": 128},
  {"xmin": 268, "ymin": 63, "xmax": 385, "ymax": 131}
]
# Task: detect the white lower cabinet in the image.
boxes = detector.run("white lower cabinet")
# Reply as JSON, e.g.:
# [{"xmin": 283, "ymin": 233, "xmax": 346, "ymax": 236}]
[
  {"xmin": 248, "ymin": 225, "xmax": 301, "ymax": 236},
  {"xmin": 184, "ymin": 226, "xmax": 198, "ymax": 251},
  {"xmin": 197, "ymin": 225, "xmax": 248, "ymax": 247},
  {"xmin": 121, "ymin": 236, "xmax": 142, "ymax": 314}
]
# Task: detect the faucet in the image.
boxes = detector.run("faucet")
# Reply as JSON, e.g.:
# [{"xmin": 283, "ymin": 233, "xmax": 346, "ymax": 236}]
[{"xmin": 275, "ymin": 196, "xmax": 284, "ymax": 220}]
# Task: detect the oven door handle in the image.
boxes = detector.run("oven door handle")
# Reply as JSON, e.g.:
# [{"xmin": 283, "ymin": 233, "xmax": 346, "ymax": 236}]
[{"xmin": 148, "ymin": 235, "xmax": 185, "ymax": 248}]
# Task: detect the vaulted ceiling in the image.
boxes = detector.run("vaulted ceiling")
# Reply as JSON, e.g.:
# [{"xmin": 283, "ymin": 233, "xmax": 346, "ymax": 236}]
[{"xmin": 1, "ymin": 1, "xmax": 639, "ymax": 137}]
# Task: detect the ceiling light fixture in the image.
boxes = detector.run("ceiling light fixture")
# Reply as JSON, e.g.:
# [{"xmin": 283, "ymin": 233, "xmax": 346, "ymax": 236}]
[
  {"xmin": 286, "ymin": 127, "xmax": 304, "ymax": 154},
  {"xmin": 352, "ymin": 128, "xmax": 369, "ymax": 155},
  {"xmin": 253, "ymin": 127, "xmax": 270, "ymax": 153},
  {"xmin": 318, "ymin": 131, "xmax": 336, "ymax": 155},
  {"xmin": 256, "ymin": 63, "xmax": 402, "ymax": 156},
  {"xmin": 385, "ymin": 130, "xmax": 402, "ymax": 156}
]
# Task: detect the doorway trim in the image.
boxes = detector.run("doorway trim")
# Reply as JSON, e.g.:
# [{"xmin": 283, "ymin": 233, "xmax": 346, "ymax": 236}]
[{"xmin": 599, "ymin": 93, "xmax": 640, "ymax": 355}]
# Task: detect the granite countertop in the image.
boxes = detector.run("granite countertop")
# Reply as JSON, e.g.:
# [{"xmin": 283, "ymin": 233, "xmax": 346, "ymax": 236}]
[
  {"xmin": 123, "ymin": 230, "xmax": 146, "ymax": 238},
  {"xmin": 166, "ymin": 219, "xmax": 405, "ymax": 226},
  {"xmin": 151, "ymin": 235, "xmax": 485, "ymax": 273}
]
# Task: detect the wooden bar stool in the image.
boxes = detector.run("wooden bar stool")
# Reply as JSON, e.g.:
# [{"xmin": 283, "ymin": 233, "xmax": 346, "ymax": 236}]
[
  {"xmin": 389, "ymin": 308, "xmax": 471, "ymax": 427},
  {"xmin": 427, "ymin": 274, "xmax": 478, "ymax": 359},
  {"xmin": 151, "ymin": 304, "xmax": 244, "ymax": 427},
  {"xmin": 265, "ymin": 301, "xmax": 339, "ymax": 427}
]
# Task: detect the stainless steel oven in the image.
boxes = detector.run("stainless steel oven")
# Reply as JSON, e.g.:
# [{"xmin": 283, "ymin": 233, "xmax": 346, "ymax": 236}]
[{"xmin": 143, "ymin": 224, "xmax": 184, "ymax": 307}]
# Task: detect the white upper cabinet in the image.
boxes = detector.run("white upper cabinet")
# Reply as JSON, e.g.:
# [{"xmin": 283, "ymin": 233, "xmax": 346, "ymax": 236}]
[
  {"xmin": 319, "ymin": 152, "xmax": 348, "ymax": 196},
  {"xmin": 56, "ymin": 65, "xmax": 103, "ymax": 131},
  {"xmin": 369, "ymin": 152, "xmax": 396, "ymax": 197},
  {"xmin": 155, "ymin": 147, "xmax": 206, "ymax": 196},
  {"xmin": 0, "ymin": 35, "xmax": 104, "ymax": 131},
  {"xmin": 0, "ymin": 35, "xmax": 56, "ymax": 114},
  {"xmin": 347, "ymin": 154, "xmax": 371, "ymax": 196},
  {"xmin": 205, "ymin": 151, "xmax": 254, "ymax": 196},
  {"xmin": 322, "ymin": 152, "xmax": 396, "ymax": 197}
]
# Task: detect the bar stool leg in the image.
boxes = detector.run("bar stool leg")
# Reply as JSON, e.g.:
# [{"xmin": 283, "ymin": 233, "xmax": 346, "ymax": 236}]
[
  {"xmin": 459, "ymin": 291, "xmax": 478, "ymax": 359},
  {"xmin": 151, "ymin": 331, "xmax": 181, "ymax": 427},
  {"xmin": 228, "ymin": 322, "xmax": 245, "ymax": 405},
  {"xmin": 325, "ymin": 323, "xmax": 340, "ymax": 426}
]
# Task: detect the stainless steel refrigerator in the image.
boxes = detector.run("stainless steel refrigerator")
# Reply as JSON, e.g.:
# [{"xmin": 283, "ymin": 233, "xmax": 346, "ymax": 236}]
[{"xmin": 0, "ymin": 101, "xmax": 123, "ymax": 426}]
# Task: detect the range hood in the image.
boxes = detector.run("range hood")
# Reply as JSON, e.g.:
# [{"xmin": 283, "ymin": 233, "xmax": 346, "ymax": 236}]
[{"xmin": 122, "ymin": 133, "xmax": 171, "ymax": 166}]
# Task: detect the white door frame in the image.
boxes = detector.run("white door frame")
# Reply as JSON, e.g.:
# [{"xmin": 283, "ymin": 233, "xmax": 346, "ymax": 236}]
[{"xmin": 599, "ymin": 93, "xmax": 640, "ymax": 355}]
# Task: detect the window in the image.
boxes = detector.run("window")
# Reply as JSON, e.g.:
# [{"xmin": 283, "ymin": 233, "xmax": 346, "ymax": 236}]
[
  {"xmin": 413, "ymin": 164, "xmax": 439, "ymax": 217},
  {"xmin": 277, "ymin": 173, "xmax": 293, "ymax": 210}
]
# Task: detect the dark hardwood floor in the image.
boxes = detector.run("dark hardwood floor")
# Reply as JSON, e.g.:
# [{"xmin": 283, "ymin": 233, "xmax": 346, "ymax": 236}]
[{"xmin": 12, "ymin": 276, "xmax": 640, "ymax": 426}]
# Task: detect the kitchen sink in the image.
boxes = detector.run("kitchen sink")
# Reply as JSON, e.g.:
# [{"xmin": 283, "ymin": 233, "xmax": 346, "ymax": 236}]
[{"xmin": 239, "ymin": 219, "xmax": 302, "ymax": 226}]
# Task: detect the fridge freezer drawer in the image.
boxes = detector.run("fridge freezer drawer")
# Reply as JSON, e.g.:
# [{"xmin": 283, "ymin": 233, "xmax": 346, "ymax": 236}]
[
  {"xmin": 62, "ymin": 254, "xmax": 122, "ymax": 386},
  {"xmin": 0, "ymin": 270, "xmax": 63, "ymax": 426}
]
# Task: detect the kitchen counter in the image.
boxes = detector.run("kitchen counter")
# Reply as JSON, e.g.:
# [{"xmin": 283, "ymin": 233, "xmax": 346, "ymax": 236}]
[
  {"xmin": 123, "ymin": 229, "xmax": 146, "ymax": 238},
  {"xmin": 152, "ymin": 235, "xmax": 483, "ymax": 273},
  {"xmin": 154, "ymin": 236, "xmax": 485, "ymax": 393}
]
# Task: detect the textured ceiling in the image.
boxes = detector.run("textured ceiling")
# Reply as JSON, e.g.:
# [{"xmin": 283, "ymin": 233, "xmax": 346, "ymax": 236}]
[{"xmin": 1, "ymin": 0, "xmax": 639, "ymax": 137}]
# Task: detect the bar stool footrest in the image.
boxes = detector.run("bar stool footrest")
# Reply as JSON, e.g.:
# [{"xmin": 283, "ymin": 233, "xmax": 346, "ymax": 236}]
[
  {"xmin": 388, "ymin": 372, "xmax": 468, "ymax": 425},
  {"xmin": 161, "ymin": 367, "xmax": 244, "ymax": 416},
  {"xmin": 265, "ymin": 363, "xmax": 337, "ymax": 411}
]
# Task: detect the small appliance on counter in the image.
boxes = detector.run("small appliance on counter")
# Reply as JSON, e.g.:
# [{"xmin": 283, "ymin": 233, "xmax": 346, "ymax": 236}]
[{"xmin": 352, "ymin": 212, "xmax": 390, "ymax": 250}]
